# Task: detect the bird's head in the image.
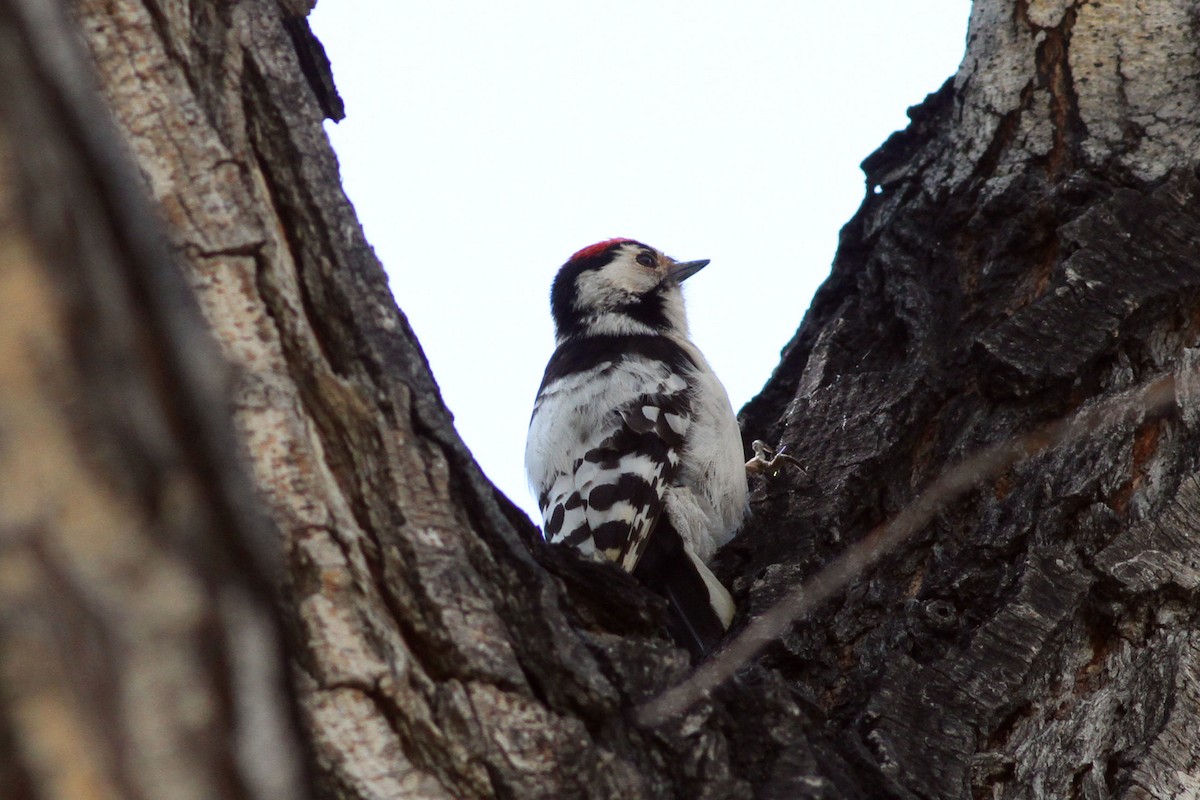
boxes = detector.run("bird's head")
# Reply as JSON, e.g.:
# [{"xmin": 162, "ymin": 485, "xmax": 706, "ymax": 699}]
[{"xmin": 549, "ymin": 238, "xmax": 709, "ymax": 341}]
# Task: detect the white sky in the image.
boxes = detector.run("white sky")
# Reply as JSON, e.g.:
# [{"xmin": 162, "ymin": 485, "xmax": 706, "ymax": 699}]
[{"xmin": 309, "ymin": 3, "xmax": 971, "ymax": 520}]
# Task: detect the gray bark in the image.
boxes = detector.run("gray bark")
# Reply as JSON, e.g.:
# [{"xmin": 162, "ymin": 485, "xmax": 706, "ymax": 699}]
[
  {"xmin": 736, "ymin": 2, "xmax": 1200, "ymax": 796},
  {"xmin": 1, "ymin": 0, "xmax": 1198, "ymax": 798},
  {"xmin": 0, "ymin": 0, "xmax": 307, "ymax": 797}
]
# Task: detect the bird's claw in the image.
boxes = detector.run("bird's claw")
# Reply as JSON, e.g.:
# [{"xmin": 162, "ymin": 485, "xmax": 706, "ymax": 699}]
[{"xmin": 745, "ymin": 440, "xmax": 806, "ymax": 477}]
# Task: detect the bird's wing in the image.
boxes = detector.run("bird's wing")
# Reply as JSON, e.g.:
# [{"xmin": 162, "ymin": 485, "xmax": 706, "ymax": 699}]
[
  {"xmin": 531, "ymin": 357, "xmax": 735, "ymax": 657},
  {"xmin": 540, "ymin": 385, "xmax": 691, "ymax": 573}
]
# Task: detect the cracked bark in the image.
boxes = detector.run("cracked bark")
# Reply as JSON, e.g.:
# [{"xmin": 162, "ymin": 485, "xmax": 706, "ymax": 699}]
[
  {"xmin": 2, "ymin": 0, "xmax": 1199, "ymax": 798},
  {"xmin": 0, "ymin": 0, "xmax": 306, "ymax": 797}
]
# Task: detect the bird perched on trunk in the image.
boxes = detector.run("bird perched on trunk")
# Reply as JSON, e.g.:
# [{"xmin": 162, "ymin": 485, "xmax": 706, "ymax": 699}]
[{"xmin": 525, "ymin": 238, "xmax": 748, "ymax": 658}]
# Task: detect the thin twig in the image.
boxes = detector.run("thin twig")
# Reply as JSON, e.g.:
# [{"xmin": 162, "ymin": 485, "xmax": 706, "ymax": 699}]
[{"xmin": 636, "ymin": 372, "xmax": 1179, "ymax": 726}]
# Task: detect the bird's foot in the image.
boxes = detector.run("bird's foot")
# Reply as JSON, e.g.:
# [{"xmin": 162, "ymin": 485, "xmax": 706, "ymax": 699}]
[{"xmin": 745, "ymin": 440, "xmax": 806, "ymax": 478}]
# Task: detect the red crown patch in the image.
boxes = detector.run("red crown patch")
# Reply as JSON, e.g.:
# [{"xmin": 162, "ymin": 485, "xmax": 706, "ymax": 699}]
[{"xmin": 568, "ymin": 238, "xmax": 636, "ymax": 263}]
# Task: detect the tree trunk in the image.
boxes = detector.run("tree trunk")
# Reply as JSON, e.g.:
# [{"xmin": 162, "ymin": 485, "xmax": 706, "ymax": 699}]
[
  {"xmin": 2, "ymin": 0, "xmax": 1198, "ymax": 798},
  {"xmin": 0, "ymin": 1, "xmax": 307, "ymax": 797},
  {"xmin": 734, "ymin": 2, "xmax": 1200, "ymax": 797}
]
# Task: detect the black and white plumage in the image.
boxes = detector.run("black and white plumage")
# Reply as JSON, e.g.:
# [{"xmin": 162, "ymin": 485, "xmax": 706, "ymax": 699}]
[{"xmin": 525, "ymin": 238, "xmax": 748, "ymax": 657}]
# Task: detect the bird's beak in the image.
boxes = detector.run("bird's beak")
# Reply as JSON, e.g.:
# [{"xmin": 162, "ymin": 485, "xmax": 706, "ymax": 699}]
[{"xmin": 667, "ymin": 259, "xmax": 709, "ymax": 283}]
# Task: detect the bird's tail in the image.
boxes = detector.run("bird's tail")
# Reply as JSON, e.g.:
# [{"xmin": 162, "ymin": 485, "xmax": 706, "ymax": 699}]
[{"xmin": 631, "ymin": 521, "xmax": 735, "ymax": 659}]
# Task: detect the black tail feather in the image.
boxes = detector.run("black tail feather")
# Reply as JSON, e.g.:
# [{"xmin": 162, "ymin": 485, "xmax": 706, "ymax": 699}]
[{"xmin": 631, "ymin": 520, "xmax": 728, "ymax": 659}]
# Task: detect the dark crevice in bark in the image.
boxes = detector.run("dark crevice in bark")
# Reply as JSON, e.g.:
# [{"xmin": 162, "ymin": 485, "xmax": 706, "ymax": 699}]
[
  {"xmin": 282, "ymin": 15, "xmax": 344, "ymax": 121},
  {"xmin": 1035, "ymin": 5, "xmax": 1083, "ymax": 177},
  {"xmin": 967, "ymin": 82, "xmax": 1032, "ymax": 191},
  {"xmin": 241, "ymin": 47, "xmax": 400, "ymax": 566}
]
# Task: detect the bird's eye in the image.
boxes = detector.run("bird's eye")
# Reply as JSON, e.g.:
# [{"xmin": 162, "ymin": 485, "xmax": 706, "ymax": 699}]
[{"xmin": 635, "ymin": 252, "xmax": 656, "ymax": 268}]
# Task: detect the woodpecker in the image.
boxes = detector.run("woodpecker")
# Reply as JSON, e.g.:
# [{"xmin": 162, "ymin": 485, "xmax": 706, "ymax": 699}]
[{"xmin": 525, "ymin": 238, "xmax": 748, "ymax": 658}]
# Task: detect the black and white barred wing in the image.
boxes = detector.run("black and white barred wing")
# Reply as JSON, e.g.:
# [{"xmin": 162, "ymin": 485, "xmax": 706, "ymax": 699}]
[{"xmin": 535, "ymin": 387, "xmax": 691, "ymax": 572}]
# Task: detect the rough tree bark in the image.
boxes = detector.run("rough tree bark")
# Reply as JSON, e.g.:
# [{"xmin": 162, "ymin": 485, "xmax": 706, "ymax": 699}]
[
  {"xmin": 0, "ymin": 1, "xmax": 307, "ymax": 797},
  {"xmin": 1, "ymin": 0, "xmax": 1198, "ymax": 798},
  {"xmin": 731, "ymin": 1, "xmax": 1200, "ymax": 795}
]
